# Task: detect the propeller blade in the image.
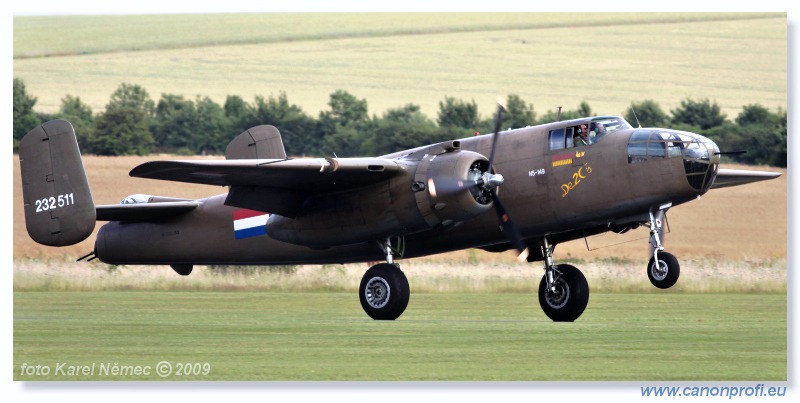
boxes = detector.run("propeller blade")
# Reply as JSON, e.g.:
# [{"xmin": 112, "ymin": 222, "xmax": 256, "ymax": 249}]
[
  {"xmin": 490, "ymin": 188, "xmax": 528, "ymax": 260},
  {"xmin": 485, "ymin": 101, "xmax": 528, "ymax": 261},
  {"xmin": 486, "ymin": 103, "xmax": 505, "ymax": 171}
]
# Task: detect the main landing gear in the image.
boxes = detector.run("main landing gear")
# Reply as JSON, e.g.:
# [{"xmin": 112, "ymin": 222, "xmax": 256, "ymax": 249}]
[
  {"xmin": 535, "ymin": 208, "xmax": 681, "ymax": 322},
  {"xmin": 359, "ymin": 238, "xmax": 410, "ymax": 320},
  {"xmin": 537, "ymin": 238, "xmax": 590, "ymax": 322},
  {"xmin": 646, "ymin": 209, "xmax": 680, "ymax": 289},
  {"xmin": 358, "ymin": 208, "xmax": 681, "ymax": 322}
]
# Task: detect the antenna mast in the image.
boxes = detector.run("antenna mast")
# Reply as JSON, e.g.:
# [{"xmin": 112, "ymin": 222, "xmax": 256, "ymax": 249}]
[{"xmin": 630, "ymin": 104, "xmax": 642, "ymax": 128}]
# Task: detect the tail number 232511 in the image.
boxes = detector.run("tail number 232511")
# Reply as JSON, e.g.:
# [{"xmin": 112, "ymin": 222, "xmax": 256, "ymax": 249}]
[{"xmin": 34, "ymin": 193, "xmax": 75, "ymax": 213}]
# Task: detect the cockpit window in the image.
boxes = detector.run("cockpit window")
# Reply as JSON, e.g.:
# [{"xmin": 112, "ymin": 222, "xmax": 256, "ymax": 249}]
[
  {"xmin": 590, "ymin": 116, "xmax": 631, "ymax": 140},
  {"xmin": 549, "ymin": 128, "xmax": 566, "ymax": 150},
  {"xmin": 628, "ymin": 130, "xmax": 687, "ymax": 161},
  {"xmin": 549, "ymin": 125, "xmax": 591, "ymax": 150},
  {"xmin": 549, "ymin": 116, "xmax": 633, "ymax": 151},
  {"xmin": 628, "ymin": 130, "xmax": 715, "ymax": 162}
]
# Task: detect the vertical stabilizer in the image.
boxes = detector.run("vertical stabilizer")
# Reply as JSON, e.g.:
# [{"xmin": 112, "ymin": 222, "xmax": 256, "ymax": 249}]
[
  {"xmin": 225, "ymin": 125, "xmax": 287, "ymax": 160},
  {"xmin": 19, "ymin": 120, "xmax": 96, "ymax": 246}
]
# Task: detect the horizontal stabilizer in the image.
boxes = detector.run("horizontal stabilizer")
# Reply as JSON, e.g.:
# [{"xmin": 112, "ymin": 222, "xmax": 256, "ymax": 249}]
[
  {"xmin": 711, "ymin": 169, "xmax": 782, "ymax": 189},
  {"xmin": 96, "ymin": 201, "xmax": 200, "ymax": 222}
]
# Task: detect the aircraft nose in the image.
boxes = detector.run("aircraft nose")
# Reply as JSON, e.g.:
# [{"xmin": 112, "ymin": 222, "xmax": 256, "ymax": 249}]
[{"xmin": 681, "ymin": 132, "xmax": 720, "ymax": 194}]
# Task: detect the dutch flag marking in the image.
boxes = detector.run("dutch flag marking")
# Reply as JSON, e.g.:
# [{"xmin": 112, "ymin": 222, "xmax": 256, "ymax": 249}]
[{"xmin": 233, "ymin": 209, "xmax": 270, "ymax": 240}]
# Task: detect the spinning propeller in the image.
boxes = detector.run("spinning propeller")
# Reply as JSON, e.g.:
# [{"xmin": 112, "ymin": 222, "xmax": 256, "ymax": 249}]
[{"xmin": 478, "ymin": 103, "xmax": 529, "ymax": 261}]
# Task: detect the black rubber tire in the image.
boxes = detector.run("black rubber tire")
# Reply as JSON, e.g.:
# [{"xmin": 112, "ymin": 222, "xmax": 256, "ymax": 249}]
[
  {"xmin": 647, "ymin": 251, "xmax": 680, "ymax": 289},
  {"xmin": 359, "ymin": 264, "xmax": 410, "ymax": 320},
  {"xmin": 538, "ymin": 264, "xmax": 590, "ymax": 322}
]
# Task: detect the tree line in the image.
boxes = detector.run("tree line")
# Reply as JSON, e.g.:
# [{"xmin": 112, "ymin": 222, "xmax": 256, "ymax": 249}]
[{"xmin": 13, "ymin": 78, "xmax": 786, "ymax": 167}]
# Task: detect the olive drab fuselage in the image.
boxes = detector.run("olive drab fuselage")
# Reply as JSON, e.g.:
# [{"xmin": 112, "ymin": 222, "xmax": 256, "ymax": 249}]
[{"xmin": 94, "ymin": 116, "xmax": 712, "ymax": 266}]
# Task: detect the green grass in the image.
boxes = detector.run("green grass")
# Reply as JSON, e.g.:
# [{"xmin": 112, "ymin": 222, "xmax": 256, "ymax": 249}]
[
  {"xmin": 14, "ymin": 291, "xmax": 786, "ymax": 381},
  {"xmin": 13, "ymin": 12, "xmax": 786, "ymax": 119}
]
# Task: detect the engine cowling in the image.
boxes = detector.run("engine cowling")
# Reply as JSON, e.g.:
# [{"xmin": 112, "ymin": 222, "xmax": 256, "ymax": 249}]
[{"xmin": 411, "ymin": 149, "xmax": 494, "ymax": 229}]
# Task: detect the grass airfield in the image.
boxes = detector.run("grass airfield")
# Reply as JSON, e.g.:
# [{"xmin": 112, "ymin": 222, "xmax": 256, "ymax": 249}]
[
  {"xmin": 12, "ymin": 256, "xmax": 788, "ymax": 381},
  {"xmin": 13, "ymin": 291, "xmax": 786, "ymax": 381}
]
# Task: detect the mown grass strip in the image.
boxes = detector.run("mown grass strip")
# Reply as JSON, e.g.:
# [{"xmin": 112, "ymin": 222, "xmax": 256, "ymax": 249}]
[{"xmin": 13, "ymin": 291, "xmax": 786, "ymax": 380}]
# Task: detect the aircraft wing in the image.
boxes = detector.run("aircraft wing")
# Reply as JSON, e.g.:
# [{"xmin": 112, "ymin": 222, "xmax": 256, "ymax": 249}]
[
  {"xmin": 711, "ymin": 169, "xmax": 782, "ymax": 189},
  {"xmin": 129, "ymin": 158, "xmax": 406, "ymax": 217},
  {"xmin": 130, "ymin": 158, "xmax": 405, "ymax": 190},
  {"xmin": 96, "ymin": 201, "xmax": 201, "ymax": 221}
]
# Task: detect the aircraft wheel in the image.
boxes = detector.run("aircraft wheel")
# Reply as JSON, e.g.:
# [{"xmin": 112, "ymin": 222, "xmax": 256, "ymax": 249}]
[
  {"xmin": 538, "ymin": 264, "xmax": 589, "ymax": 322},
  {"xmin": 359, "ymin": 263, "xmax": 410, "ymax": 320},
  {"xmin": 647, "ymin": 251, "xmax": 680, "ymax": 289}
]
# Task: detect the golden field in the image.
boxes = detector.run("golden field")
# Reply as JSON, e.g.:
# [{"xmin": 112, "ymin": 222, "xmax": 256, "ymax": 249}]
[{"xmin": 14, "ymin": 13, "xmax": 786, "ymax": 119}]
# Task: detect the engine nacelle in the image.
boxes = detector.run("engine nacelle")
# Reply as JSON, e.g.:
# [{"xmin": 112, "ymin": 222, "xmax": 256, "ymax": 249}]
[
  {"xmin": 411, "ymin": 149, "xmax": 493, "ymax": 229},
  {"xmin": 267, "ymin": 145, "xmax": 494, "ymax": 248}
]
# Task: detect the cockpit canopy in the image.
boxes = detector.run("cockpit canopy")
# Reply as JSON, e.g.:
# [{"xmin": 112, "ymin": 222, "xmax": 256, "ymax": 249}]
[
  {"xmin": 627, "ymin": 129, "xmax": 718, "ymax": 161},
  {"xmin": 590, "ymin": 116, "xmax": 632, "ymax": 138}
]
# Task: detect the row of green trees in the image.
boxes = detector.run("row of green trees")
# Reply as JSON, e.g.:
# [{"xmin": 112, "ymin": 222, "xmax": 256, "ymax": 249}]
[{"xmin": 13, "ymin": 78, "xmax": 786, "ymax": 167}]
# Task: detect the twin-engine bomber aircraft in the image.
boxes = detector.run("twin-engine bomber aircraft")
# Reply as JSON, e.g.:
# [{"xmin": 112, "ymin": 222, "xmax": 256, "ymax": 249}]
[{"xmin": 19, "ymin": 106, "xmax": 781, "ymax": 321}]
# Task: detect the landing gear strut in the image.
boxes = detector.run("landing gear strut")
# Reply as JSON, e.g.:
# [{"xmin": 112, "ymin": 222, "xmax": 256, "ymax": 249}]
[
  {"xmin": 537, "ymin": 238, "xmax": 589, "ymax": 322},
  {"xmin": 647, "ymin": 209, "xmax": 680, "ymax": 289},
  {"xmin": 359, "ymin": 238, "xmax": 410, "ymax": 320}
]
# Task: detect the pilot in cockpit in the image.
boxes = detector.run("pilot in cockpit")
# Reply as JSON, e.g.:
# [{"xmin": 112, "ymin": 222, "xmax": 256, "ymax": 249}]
[
  {"xmin": 574, "ymin": 124, "xmax": 590, "ymax": 147},
  {"xmin": 589, "ymin": 122, "xmax": 606, "ymax": 143}
]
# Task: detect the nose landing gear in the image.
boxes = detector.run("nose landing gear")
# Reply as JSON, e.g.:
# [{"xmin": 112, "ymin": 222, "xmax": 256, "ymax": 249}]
[
  {"xmin": 647, "ymin": 208, "xmax": 680, "ymax": 289},
  {"xmin": 648, "ymin": 252, "xmax": 680, "ymax": 289}
]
